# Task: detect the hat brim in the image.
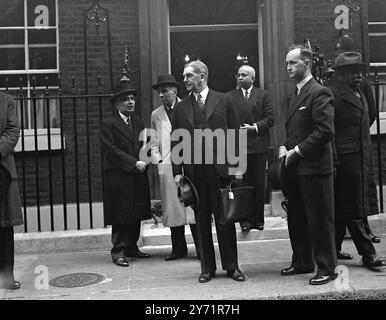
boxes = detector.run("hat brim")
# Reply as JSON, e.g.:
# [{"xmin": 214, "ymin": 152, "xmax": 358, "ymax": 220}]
[
  {"xmin": 152, "ymin": 82, "xmax": 180, "ymax": 91},
  {"xmin": 178, "ymin": 176, "xmax": 200, "ymax": 210},
  {"xmin": 268, "ymin": 157, "xmax": 288, "ymax": 198},
  {"xmin": 110, "ymin": 89, "xmax": 138, "ymax": 103},
  {"xmin": 332, "ymin": 62, "xmax": 367, "ymax": 70}
]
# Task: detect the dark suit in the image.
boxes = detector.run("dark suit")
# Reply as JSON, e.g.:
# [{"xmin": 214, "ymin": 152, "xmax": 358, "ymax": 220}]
[
  {"xmin": 327, "ymin": 78, "xmax": 376, "ymax": 255},
  {"xmin": 100, "ymin": 112, "xmax": 151, "ymax": 260},
  {"xmin": 171, "ymin": 89, "xmax": 240, "ymax": 274},
  {"xmin": 285, "ymin": 78, "xmax": 337, "ymax": 275},
  {"xmin": 227, "ymin": 87, "xmax": 274, "ymax": 228}
]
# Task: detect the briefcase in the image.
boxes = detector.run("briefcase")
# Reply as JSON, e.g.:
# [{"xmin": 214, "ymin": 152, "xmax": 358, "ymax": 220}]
[{"xmin": 217, "ymin": 184, "xmax": 254, "ymax": 225}]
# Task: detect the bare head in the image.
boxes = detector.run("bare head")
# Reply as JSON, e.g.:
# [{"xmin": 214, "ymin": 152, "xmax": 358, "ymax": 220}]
[
  {"xmin": 237, "ymin": 65, "xmax": 255, "ymax": 90},
  {"xmin": 183, "ymin": 60, "xmax": 208, "ymax": 93},
  {"xmin": 285, "ymin": 45, "xmax": 313, "ymax": 83}
]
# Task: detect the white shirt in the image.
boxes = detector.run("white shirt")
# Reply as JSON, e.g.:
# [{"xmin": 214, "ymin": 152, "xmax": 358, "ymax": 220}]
[
  {"xmin": 192, "ymin": 86, "xmax": 209, "ymax": 103},
  {"xmin": 296, "ymin": 75, "xmax": 313, "ymax": 94},
  {"xmin": 241, "ymin": 86, "xmax": 252, "ymax": 99},
  {"xmin": 118, "ymin": 111, "xmax": 130, "ymax": 124}
]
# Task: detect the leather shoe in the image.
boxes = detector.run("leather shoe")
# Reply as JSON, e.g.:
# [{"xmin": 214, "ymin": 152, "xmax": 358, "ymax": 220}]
[
  {"xmin": 369, "ymin": 234, "xmax": 381, "ymax": 243},
  {"xmin": 226, "ymin": 268, "xmax": 245, "ymax": 282},
  {"xmin": 127, "ymin": 250, "xmax": 150, "ymax": 259},
  {"xmin": 281, "ymin": 266, "xmax": 314, "ymax": 276},
  {"xmin": 362, "ymin": 254, "xmax": 385, "ymax": 269},
  {"xmin": 337, "ymin": 251, "xmax": 353, "ymax": 260},
  {"xmin": 198, "ymin": 271, "xmax": 215, "ymax": 283},
  {"xmin": 241, "ymin": 226, "xmax": 251, "ymax": 232},
  {"xmin": 309, "ymin": 273, "xmax": 338, "ymax": 285},
  {"xmin": 164, "ymin": 253, "xmax": 186, "ymax": 261},
  {"xmin": 255, "ymin": 224, "xmax": 264, "ymax": 231},
  {"xmin": 113, "ymin": 257, "xmax": 130, "ymax": 267},
  {"xmin": 0, "ymin": 280, "xmax": 21, "ymax": 290}
]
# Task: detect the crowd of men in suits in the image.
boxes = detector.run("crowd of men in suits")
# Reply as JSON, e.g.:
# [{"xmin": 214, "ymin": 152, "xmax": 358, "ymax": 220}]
[
  {"xmin": 2, "ymin": 35, "xmax": 383, "ymax": 291},
  {"xmin": 97, "ymin": 34, "xmax": 384, "ymax": 288}
]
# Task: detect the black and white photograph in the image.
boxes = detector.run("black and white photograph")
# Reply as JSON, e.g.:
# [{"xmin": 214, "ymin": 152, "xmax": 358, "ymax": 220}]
[{"xmin": 0, "ymin": 0, "xmax": 385, "ymax": 311}]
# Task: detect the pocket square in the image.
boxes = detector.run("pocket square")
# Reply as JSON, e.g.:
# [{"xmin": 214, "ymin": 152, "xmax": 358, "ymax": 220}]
[{"xmin": 299, "ymin": 106, "xmax": 308, "ymax": 110}]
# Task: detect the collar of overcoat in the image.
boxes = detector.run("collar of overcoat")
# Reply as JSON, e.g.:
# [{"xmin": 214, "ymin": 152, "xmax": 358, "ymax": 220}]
[
  {"xmin": 155, "ymin": 97, "xmax": 181, "ymax": 133},
  {"xmin": 334, "ymin": 78, "xmax": 364, "ymax": 111},
  {"xmin": 113, "ymin": 112, "xmax": 136, "ymax": 143}
]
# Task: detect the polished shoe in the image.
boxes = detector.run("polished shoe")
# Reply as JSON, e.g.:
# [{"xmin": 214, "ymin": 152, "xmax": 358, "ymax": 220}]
[
  {"xmin": 113, "ymin": 257, "xmax": 130, "ymax": 267},
  {"xmin": 281, "ymin": 266, "xmax": 314, "ymax": 276},
  {"xmin": 369, "ymin": 234, "xmax": 381, "ymax": 244},
  {"xmin": 337, "ymin": 251, "xmax": 353, "ymax": 260},
  {"xmin": 226, "ymin": 268, "xmax": 245, "ymax": 282},
  {"xmin": 0, "ymin": 280, "xmax": 21, "ymax": 290},
  {"xmin": 198, "ymin": 271, "xmax": 215, "ymax": 283},
  {"xmin": 127, "ymin": 250, "xmax": 151, "ymax": 259},
  {"xmin": 309, "ymin": 273, "xmax": 338, "ymax": 285},
  {"xmin": 164, "ymin": 253, "xmax": 186, "ymax": 261},
  {"xmin": 255, "ymin": 224, "xmax": 264, "ymax": 231},
  {"xmin": 362, "ymin": 254, "xmax": 385, "ymax": 269}
]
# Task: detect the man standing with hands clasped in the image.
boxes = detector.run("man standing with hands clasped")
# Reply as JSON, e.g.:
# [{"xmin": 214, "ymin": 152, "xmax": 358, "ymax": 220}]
[
  {"xmin": 279, "ymin": 45, "xmax": 338, "ymax": 285},
  {"xmin": 100, "ymin": 82, "xmax": 151, "ymax": 268}
]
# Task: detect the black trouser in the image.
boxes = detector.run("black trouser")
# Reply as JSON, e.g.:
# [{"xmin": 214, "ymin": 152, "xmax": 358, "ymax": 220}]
[
  {"xmin": 0, "ymin": 227, "xmax": 15, "ymax": 283},
  {"xmin": 240, "ymin": 153, "xmax": 267, "ymax": 228},
  {"xmin": 111, "ymin": 222, "xmax": 141, "ymax": 261},
  {"xmin": 170, "ymin": 224, "xmax": 200, "ymax": 257},
  {"xmin": 287, "ymin": 173, "xmax": 337, "ymax": 275},
  {"xmin": 193, "ymin": 164, "xmax": 238, "ymax": 274},
  {"xmin": 335, "ymin": 218, "xmax": 375, "ymax": 256},
  {"xmin": 363, "ymin": 216, "xmax": 375, "ymax": 236}
]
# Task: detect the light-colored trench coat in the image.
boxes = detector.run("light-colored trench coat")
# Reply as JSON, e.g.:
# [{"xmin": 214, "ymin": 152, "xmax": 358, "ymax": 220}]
[{"xmin": 150, "ymin": 99, "xmax": 195, "ymax": 227}]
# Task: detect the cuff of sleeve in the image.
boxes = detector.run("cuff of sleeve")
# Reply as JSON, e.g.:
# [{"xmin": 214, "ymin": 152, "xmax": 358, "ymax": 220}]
[
  {"xmin": 295, "ymin": 145, "xmax": 304, "ymax": 157},
  {"xmin": 254, "ymin": 123, "xmax": 258, "ymax": 134}
]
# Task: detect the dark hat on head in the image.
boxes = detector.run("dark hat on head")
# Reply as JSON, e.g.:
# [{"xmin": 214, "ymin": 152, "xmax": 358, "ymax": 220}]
[
  {"xmin": 267, "ymin": 157, "xmax": 288, "ymax": 198},
  {"xmin": 178, "ymin": 176, "xmax": 199, "ymax": 210},
  {"xmin": 0, "ymin": 164, "xmax": 12, "ymax": 198},
  {"xmin": 152, "ymin": 74, "xmax": 180, "ymax": 90},
  {"xmin": 110, "ymin": 82, "xmax": 138, "ymax": 103},
  {"xmin": 333, "ymin": 51, "xmax": 367, "ymax": 70},
  {"xmin": 336, "ymin": 34, "xmax": 354, "ymax": 52}
]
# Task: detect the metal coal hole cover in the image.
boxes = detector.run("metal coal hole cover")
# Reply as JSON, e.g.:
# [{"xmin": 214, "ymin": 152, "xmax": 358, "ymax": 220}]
[{"xmin": 49, "ymin": 272, "xmax": 106, "ymax": 288}]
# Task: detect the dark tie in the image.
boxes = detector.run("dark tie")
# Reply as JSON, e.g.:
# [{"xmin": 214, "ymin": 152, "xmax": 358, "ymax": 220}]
[
  {"xmin": 197, "ymin": 93, "xmax": 205, "ymax": 111},
  {"xmin": 126, "ymin": 117, "xmax": 133, "ymax": 134},
  {"xmin": 244, "ymin": 90, "xmax": 249, "ymax": 101},
  {"xmin": 165, "ymin": 106, "xmax": 172, "ymax": 122}
]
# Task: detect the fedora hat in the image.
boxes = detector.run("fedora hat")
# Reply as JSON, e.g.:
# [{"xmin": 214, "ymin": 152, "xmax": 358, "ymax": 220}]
[
  {"xmin": 110, "ymin": 82, "xmax": 138, "ymax": 103},
  {"xmin": 267, "ymin": 157, "xmax": 288, "ymax": 198},
  {"xmin": 178, "ymin": 176, "xmax": 199, "ymax": 210},
  {"xmin": 0, "ymin": 164, "xmax": 12, "ymax": 198},
  {"xmin": 333, "ymin": 51, "xmax": 367, "ymax": 70},
  {"xmin": 152, "ymin": 74, "xmax": 180, "ymax": 91}
]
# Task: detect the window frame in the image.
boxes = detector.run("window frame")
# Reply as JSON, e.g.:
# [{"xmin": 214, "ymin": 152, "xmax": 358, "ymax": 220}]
[{"xmin": 0, "ymin": 0, "xmax": 61, "ymax": 151}]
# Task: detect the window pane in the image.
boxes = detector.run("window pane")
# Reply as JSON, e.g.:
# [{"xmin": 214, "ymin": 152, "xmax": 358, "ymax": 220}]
[
  {"xmin": 28, "ymin": 0, "xmax": 56, "ymax": 27},
  {"xmin": 169, "ymin": 0, "xmax": 257, "ymax": 26},
  {"xmin": 32, "ymin": 74, "xmax": 59, "ymax": 87},
  {"xmin": 28, "ymin": 29, "xmax": 56, "ymax": 44},
  {"xmin": 369, "ymin": 36, "xmax": 386, "ymax": 63},
  {"xmin": 29, "ymin": 47, "xmax": 57, "ymax": 69},
  {"xmin": 368, "ymin": 0, "xmax": 386, "ymax": 22},
  {"xmin": 0, "ymin": 30, "xmax": 24, "ymax": 45},
  {"xmin": 0, "ymin": 0, "xmax": 24, "ymax": 27},
  {"xmin": 171, "ymin": 29, "xmax": 259, "ymax": 94},
  {"xmin": 29, "ymin": 89, "xmax": 60, "ymax": 129},
  {"xmin": 0, "ymin": 48, "xmax": 25, "ymax": 70},
  {"xmin": 0, "ymin": 74, "xmax": 28, "ymax": 89}
]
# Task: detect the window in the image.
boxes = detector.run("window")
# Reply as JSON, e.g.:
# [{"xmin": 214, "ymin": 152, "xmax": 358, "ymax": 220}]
[
  {"xmin": 0, "ymin": 0, "xmax": 61, "ymax": 150},
  {"xmin": 368, "ymin": 0, "xmax": 386, "ymax": 134},
  {"xmin": 169, "ymin": 0, "xmax": 262, "ymax": 95}
]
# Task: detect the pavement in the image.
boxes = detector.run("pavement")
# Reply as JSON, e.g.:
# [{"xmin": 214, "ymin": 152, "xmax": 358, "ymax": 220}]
[{"xmin": 1, "ymin": 214, "xmax": 386, "ymax": 301}]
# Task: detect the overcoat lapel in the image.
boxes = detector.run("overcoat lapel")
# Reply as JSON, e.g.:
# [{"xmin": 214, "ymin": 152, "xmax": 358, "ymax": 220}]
[
  {"xmin": 113, "ymin": 113, "xmax": 134, "ymax": 143},
  {"xmin": 338, "ymin": 83, "xmax": 364, "ymax": 111},
  {"xmin": 157, "ymin": 106, "xmax": 172, "ymax": 133},
  {"xmin": 205, "ymin": 89, "xmax": 221, "ymax": 121}
]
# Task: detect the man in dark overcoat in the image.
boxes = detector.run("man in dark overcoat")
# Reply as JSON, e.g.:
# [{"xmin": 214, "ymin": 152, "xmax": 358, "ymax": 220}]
[
  {"xmin": 227, "ymin": 65, "xmax": 274, "ymax": 231},
  {"xmin": 171, "ymin": 60, "xmax": 245, "ymax": 283},
  {"xmin": 280, "ymin": 45, "xmax": 337, "ymax": 285},
  {"xmin": 0, "ymin": 92, "xmax": 23, "ymax": 290},
  {"xmin": 327, "ymin": 51, "xmax": 384, "ymax": 270},
  {"xmin": 100, "ymin": 82, "xmax": 151, "ymax": 267}
]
